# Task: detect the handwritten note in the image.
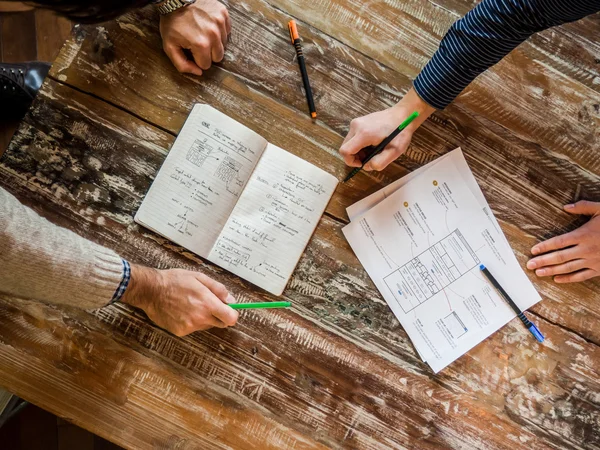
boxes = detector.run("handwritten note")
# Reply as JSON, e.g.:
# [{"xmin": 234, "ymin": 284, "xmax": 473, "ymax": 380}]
[
  {"xmin": 208, "ymin": 144, "xmax": 338, "ymax": 295},
  {"xmin": 135, "ymin": 105, "xmax": 339, "ymax": 295},
  {"xmin": 135, "ymin": 104, "xmax": 267, "ymax": 257}
]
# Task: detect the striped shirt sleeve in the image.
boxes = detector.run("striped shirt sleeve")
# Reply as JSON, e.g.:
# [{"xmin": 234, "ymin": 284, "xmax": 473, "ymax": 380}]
[{"xmin": 414, "ymin": 0, "xmax": 600, "ymax": 110}]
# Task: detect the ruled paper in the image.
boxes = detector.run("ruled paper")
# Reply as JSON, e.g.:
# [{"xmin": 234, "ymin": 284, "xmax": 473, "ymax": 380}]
[
  {"xmin": 135, "ymin": 104, "xmax": 268, "ymax": 257},
  {"xmin": 208, "ymin": 144, "xmax": 339, "ymax": 295}
]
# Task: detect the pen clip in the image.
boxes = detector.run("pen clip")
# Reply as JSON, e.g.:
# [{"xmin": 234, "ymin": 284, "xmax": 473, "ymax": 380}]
[{"xmin": 288, "ymin": 20, "xmax": 300, "ymax": 44}]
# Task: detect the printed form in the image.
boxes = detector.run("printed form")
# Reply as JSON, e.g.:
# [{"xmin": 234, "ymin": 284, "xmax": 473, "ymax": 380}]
[{"xmin": 343, "ymin": 151, "xmax": 541, "ymax": 372}]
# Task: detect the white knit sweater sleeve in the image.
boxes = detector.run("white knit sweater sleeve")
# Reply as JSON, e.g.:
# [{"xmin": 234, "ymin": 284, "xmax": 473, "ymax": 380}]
[{"xmin": 0, "ymin": 187, "xmax": 124, "ymax": 310}]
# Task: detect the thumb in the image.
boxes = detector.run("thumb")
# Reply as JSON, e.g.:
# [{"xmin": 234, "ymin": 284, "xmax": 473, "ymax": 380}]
[
  {"xmin": 165, "ymin": 44, "xmax": 203, "ymax": 76},
  {"xmin": 339, "ymin": 132, "xmax": 375, "ymax": 159},
  {"xmin": 339, "ymin": 133, "xmax": 375, "ymax": 167},
  {"xmin": 564, "ymin": 200, "xmax": 600, "ymax": 216}
]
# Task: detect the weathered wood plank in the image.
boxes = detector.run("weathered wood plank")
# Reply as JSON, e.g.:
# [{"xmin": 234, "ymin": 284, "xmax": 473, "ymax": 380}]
[
  {"xmin": 1, "ymin": 79, "xmax": 599, "ymax": 448},
  {"xmin": 43, "ymin": 9, "xmax": 600, "ymax": 345},
  {"xmin": 34, "ymin": 9, "xmax": 71, "ymax": 62},
  {"xmin": 0, "ymin": 299, "xmax": 326, "ymax": 450}
]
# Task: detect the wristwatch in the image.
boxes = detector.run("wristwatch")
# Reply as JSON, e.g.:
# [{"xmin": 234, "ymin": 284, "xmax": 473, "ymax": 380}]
[{"xmin": 156, "ymin": 0, "xmax": 196, "ymax": 15}]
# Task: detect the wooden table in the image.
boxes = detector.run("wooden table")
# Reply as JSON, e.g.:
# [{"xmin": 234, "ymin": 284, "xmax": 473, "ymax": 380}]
[{"xmin": 1, "ymin": 2, "xmax": 599, "ymax": 449}]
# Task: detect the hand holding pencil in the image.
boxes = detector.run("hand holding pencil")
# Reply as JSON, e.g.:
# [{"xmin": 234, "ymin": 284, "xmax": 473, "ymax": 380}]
[{"xmin": 339, "ymin": 88, "xmax": 435, "ymax": 173}]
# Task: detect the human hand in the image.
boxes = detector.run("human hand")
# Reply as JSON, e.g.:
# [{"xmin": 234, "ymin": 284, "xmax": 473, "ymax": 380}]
[
  {"xmin": 339, "ymin": 88, "xmax": 435, "ymax": 171},
  {"xmin": 121, "ymin": 265, "xmax": 239, "ymax": 336},
  {"xmin": 527, "ymin": 201, "xmax": 600, "ymax": 283},
  {"xmin": 159, "ymin": 0, "xmax": 231, "ymax": 76}
]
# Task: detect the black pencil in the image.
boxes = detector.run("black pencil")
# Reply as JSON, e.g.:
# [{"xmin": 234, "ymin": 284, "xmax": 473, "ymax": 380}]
[
  {"xmin": 288, "ymin": 20, "xmax": 316, "ymax": 119},
  {"xmin": 479, "ymin": 264, "xmax": 544, "ymax": 342}
]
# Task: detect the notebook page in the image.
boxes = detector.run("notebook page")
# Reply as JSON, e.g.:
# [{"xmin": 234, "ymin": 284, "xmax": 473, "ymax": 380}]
[
  {"xmin": 135, "ymin": 104, "xmax": 268, "ymax": 258},
  {"xmin": 207, "ymin": 144, "xmax": 339, "ymax": 295}
]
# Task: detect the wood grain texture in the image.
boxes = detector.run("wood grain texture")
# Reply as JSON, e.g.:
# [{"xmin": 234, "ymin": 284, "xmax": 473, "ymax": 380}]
[
  {"xmin": 0, "ymin": 10, "xmax": 36, "ymax": 62},
  {"xmin": 34, "ymin": 9, "xmax": 72, "ymax": 62},
  {"xmin": 0, "ymin": 1, "xmax": 599, "ymax": 449}
]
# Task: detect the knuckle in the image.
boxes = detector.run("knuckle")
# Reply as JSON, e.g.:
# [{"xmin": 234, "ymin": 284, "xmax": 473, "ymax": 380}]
[
  {"xmin": 193, "ymin": 38, "xmax": 209, "ymax": 50},
  {"xmin": 213, "ymin": 282, "xmax": 228, "ymax": 297},
  {"xmin": 225, "ymin": 312, "xmax": 239, "ymax": 326},
  {"xmin": 215, "ymin": 14, "xmax": 226, "ymax": 26},
  {"xmin": 370, "ymin": 160, "xmax": 384, "ymax": 171},
  {"xmin": 173, "ymin": 325, "xmax": 189, "ymax": 337},
  {"xmin": 207, "ymin": 25, "xmax": 220, "ymax": 37}
]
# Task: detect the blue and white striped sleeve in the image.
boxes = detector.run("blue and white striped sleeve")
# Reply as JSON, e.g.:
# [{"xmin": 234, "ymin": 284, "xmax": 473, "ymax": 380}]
[{"xmin": 413, "ymin": 0, "xmax": 600, "ymax": 110}]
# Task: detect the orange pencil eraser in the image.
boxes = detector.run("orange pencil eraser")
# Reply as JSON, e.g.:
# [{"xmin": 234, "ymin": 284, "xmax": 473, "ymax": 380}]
[
  {"xmin": 288, "ymin": 20, "xmax": 300, "ymax": 44},
  {"xmin": 311, "ymin": 112, "xmax": 317, "ymax": 119}
]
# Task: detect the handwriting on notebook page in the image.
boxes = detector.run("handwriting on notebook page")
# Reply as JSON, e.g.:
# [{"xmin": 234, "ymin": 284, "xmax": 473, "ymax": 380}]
[
  {"xmin": 208, "ymin": 144, "xmax": 338, "ymax": 293},
  {"xmin": 134, "ymin": 104, "xmax": 267, "ymax": 257}
]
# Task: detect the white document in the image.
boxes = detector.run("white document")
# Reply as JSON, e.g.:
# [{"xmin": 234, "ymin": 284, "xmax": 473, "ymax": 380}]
[
  {"xmin": 342, "ymin": 152, "xmax": 541, "ymax": 372},
  {"xmin": 136, "ymin": 104, "xmax": 338, "ymax": 295},
  {"xmin": 348, "ymin": 149, "xmax": 499, "ymax": 232}
]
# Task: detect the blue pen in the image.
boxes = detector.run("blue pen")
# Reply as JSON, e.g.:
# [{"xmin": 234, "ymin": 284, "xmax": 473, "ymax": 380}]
[{"xmin": 479, "ymin": 264, "xmax": 544, "ymax": 343}]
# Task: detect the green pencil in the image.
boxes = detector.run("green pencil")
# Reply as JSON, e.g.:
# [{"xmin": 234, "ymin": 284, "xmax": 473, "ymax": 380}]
[
  {"xmin": 343, "ymin": 111, "xmax": 419, "ymax": 183},
  {"xmin": 229, "ymin": 301, "xmax": 291, "ymax": 310}
]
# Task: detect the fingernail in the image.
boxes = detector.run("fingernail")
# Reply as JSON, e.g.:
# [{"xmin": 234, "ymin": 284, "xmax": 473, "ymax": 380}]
[
  {"xmin": 536, "ymin": 269, "xmax": 546, "ymax": 276},
  {"xmin": 531, "ymin": 246, "xmax": 540, "ymax": 255},
  {"xmin": 527, "ymin": 260, "xmax": 537, "ymax": 269},
  {"xmin": 565, "ymin": 203, "xmax": 575, "ymax": 210},
  {"xmin": 226, "ymin": 294, "xmax": 236, "ymax": 304}
]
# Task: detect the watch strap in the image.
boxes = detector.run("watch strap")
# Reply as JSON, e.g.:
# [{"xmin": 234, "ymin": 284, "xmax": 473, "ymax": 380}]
[{"xmin": 157, "ymin": 0, "xmax": 196, "ymax": 15}]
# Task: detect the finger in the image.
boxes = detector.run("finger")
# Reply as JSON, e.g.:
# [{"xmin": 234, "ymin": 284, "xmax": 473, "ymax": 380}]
[
  {"xmin": 564, "ymin": 200, "xmax": 600, "ymax": 216},
  {"xmin": 340, "ymin": 134, "xmax": 373, "ymax": 167},
  {"xmin": 364, "ymin": 145, "xmax": 403, "ymax": 171},
  {"xmin": 224, "ymin": 10, "xmax": 232, "ymax": 35},
  {"xmin": 554, "ymin": 269, "xmax": 598, "ymax": 284},
  {"xmin": 533, "ymin": 259, "xmax": 586, "ymax": 277},
  {"xmin": 169, "ymin": 321, "xmax": 211, "ymax": 337},
  {"xmin": 341, "ymin": 125, "xmax": 357, "ymax": 147},
  {"xmin": 191, "ymin": 40, "xmax": 212, "ymax": 70},
  {"xmin": 527, "ymin": 246, "xmax": 581, "ymax": 269},
  {"xmin": 530, "ymin": 230, "xmax": 580, "ymax": 255},
  {"xmin": 194, "ymin": 273, "xmax": 233, "ymax": 303},
  {"xmin": 217, "ymin": 12, "xmax": 229, "ymax": 48},
  {"xmin": 212, "ymin": 37, "xmax": 225, "ymax": 63},
  {"xmin": 164, "ymin": 44, "xmax": 203, "ymax": 76},
  {"xmin": 210, "ymin": 297, "xmax": 239, "ymax": 327},
  {"xmin": 204, "ymin": 316, "xmax": 228, "ymax": 329}
]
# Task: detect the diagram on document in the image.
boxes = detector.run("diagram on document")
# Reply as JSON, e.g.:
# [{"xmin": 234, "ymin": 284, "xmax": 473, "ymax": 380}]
[{"xmin": 384, "ymin": 229, "xmax": 480, "ymax": 313}]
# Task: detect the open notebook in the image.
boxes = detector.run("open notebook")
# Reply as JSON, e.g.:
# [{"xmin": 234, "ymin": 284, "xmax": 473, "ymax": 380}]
[{"xmin": 135, "ymin": 105, "xmax": 339, "ymax": 295}]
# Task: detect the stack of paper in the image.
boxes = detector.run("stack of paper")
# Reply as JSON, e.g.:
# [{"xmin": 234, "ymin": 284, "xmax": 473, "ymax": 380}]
[{"xmin": 343, "ymin": 148, "xmax": 541, "ymax": 372}]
